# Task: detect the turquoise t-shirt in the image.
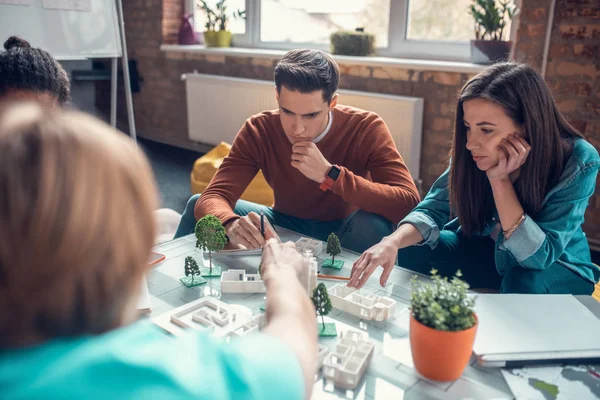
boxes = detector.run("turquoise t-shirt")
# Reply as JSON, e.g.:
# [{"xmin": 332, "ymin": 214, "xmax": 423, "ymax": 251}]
[{"xmin": 0, "ymin": 321, "xmax": 304, "ymax": 399}]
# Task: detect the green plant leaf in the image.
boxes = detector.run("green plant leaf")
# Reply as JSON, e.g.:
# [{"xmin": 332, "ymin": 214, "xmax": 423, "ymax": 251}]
[
  {"xmin": 469, "ymin": 0, "xmax": 519, "ymax": 40},
  {"xmin": 411, "ymin": 270, "xmax": 476, "ymax": 332}
]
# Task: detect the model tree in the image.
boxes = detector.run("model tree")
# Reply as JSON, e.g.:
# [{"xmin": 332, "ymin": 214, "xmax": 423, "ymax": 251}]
[
  {"xmin": 323, "ymin": 233, "xmax": 344, "ymax": 270},
  {"xmin": 195, "ymin": 214, "xmax": 227, "ymax": 277},
  {"xmin": 312, "ymin": 283, "xmax": 337, "ymax": 336},
  {"xmin": 179, "ymin": 256, "xmax": 206, "ymax": 287}
]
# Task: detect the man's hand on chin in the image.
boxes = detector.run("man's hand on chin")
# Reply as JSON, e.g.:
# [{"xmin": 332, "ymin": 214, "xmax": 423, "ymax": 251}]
[{"xmin": 291, "ymin": 141, "xmax": 331, "ymax": 183}]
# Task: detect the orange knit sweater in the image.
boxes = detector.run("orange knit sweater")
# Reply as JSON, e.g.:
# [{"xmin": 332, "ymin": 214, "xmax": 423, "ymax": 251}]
[{"xmin": 195, "ymin": 105, "xmax": 420, "ymax": 226}]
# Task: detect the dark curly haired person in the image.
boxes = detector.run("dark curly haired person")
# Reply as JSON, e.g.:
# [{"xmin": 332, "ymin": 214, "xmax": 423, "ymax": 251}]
[{"xmin": 0, "ymin": 36, "xmax": 70, "ymax": 108}]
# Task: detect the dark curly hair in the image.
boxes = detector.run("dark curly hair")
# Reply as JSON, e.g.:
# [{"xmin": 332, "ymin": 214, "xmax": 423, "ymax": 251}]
[{"xmin": 0, "ymin": 36, "xmax": 70, "ymax": 106}]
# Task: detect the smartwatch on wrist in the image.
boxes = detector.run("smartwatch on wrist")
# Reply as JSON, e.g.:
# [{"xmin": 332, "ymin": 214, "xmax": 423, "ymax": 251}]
[{"xmin": 319, "ymin": 165, "xmax": 341, "ymax": 191}]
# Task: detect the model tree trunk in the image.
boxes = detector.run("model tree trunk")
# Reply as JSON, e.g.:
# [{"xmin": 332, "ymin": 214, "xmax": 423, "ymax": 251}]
[{"xmin": 209, "ymin": 250, "xmax": 212, "ymax": 274}]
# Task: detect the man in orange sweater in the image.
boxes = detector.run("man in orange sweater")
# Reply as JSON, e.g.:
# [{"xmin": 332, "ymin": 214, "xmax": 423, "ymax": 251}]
[{"xmin": 174, "ymin": 49, "xmax": 420, "ymax": 253}]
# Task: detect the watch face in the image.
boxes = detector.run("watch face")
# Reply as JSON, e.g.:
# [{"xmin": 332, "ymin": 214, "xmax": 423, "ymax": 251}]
[{"xmin": 328, "ymin": 166, "xmax": 341, "ymax": 180}]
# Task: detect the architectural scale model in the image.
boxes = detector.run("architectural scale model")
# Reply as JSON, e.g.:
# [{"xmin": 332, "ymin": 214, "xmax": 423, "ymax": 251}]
[
  {"xmin": 322, "ymin": 233, "xmax": 344, "ymax": 269},
  {"xmin": 328, "ymin": 284, "xmax": 397, "ymax": 321},
  {"xmin": 220, "ymin": 269, "xmax": 266, "ymax": 293},
  {"xmin": 295, "ymin": 237, "xmax": 323, "ymax": 256},
  {"xmin": 226, "ymin": 313, "xmax": 267, "ymax": 338},
  {"xmin": 153, "ymin": 296, "xmax": 255, "ymax": 337},
  {"xmin": 195, "ymin": 214, "xmax": 227, "ymax": 277},
  {"xmin": 298, "ymin": 250, "xmax": 318, "ymax": 295},
  {"xmin": 322, "ymin": 330, "xmax": 374, "ymax": 390},
  {"xmin": 317, "ymin": 344, "xmax": 330, "ymax": 370}
]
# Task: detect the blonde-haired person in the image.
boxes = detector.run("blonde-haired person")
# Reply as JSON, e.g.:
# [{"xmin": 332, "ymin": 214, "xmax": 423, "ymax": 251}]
[{"xmin": 0, "ymin": 103, "xmax": 316, "ymax": 399}]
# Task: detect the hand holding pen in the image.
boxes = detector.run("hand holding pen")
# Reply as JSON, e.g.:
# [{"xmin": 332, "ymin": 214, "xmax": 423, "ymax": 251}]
[{"xmin": 224, "ymin": 210, "xmax": 281, "ymax": 249}]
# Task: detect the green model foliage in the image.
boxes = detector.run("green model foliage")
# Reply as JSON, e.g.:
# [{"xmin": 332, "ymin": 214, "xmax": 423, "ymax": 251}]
[
  {"xmin": 184, "ymin": 256, "xmax": 201, "ymax": 285},
  {"xmin": 195, "ymin": 215, "xmax": 227, "ymax": 274},
  {"xmin": 326, "ymin": 233, "xmax": 341, "ymax": 263},
  {"xmin": 312, "ymin": 283, "xmax": 333, "ymax": 330}
]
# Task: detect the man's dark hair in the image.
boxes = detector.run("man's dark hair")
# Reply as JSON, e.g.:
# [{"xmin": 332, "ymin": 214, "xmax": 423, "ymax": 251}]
[
  {"xmin": 274, "ymin": 49, "xmax": 339, "ymax": 104},
  {"xmin": 0, "ymin": 36, "xmax": 70, "ymax": 106}
]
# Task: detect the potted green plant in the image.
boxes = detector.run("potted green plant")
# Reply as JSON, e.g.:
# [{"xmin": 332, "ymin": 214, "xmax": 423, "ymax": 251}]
[
  {"xmin": 469, "ymin": 0, "xmax": 519, "ymax": 64},
  {"xmin": 410, "ymin": 270, "xmax": 478, "ymax": 382},
  {"xmin": 330, "ymin": 28, "xmax": 375, "ymax": 57},
  {"xmin": 197, "ymin": 0, "xmax": 245, "ymax": 48}
]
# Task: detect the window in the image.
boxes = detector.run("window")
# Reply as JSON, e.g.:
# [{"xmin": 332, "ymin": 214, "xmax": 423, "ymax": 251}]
[
  {"xmin": 187, "ymin": 0, "xmax": 518, "ymax": 62},
  {"xmin": 406, "ymin": 0, "xmax": 474, "ymax": 41},
  {"xmin": 260, "ymin": 0, "xmax": 390, "ymax": 47}
]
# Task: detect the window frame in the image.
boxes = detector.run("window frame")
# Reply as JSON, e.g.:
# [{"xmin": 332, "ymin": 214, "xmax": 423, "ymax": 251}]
[{"xmin": 186, "ymin": 0, "xmax": 517, "ymax": 63}]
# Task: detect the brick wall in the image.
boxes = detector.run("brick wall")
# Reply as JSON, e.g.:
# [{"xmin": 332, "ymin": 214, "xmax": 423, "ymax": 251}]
[
  {"xmin": 550, "ymin": 1, "xmax": 600, "ymax": 242},
  {"xmin": 103, "ymin": 0, "xmax": 600, "ymax": 243},
  {"xmin": 514, "ymin": 0, "xmax": 600, "ymax": 242}
]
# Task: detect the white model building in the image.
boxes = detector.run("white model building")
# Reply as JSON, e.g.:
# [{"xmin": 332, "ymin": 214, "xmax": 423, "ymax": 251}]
[
  {"xmin": 317, "ymin": 344, "xmax": 330, "ymax": 370},
  {"xmin": 328, "ymin": 284, "xmax": 397, "ymax": 321},
  {"xmin": 298, "ymin": 250, "xmax": 318, "ymax": 295},
  {"xmin": 226, "ymin": 313, "xmax": 267, "ymax": 338},
  {"xmin": 295, "ymin": 237, "xmax": 323, "ymax": 256},
  {"xmin": 220, "ymin": 269, "xmax": 266, "ymax": 293},
  {"xmin": 322, "ymin": 330, "xmax": 374, "ymax": 390},
  {"xmin": 154, "ymin": 297, "xmax": 255, "ymax": 337}
]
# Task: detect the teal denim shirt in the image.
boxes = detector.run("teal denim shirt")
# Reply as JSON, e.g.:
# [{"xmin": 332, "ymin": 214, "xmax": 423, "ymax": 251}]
[{"xmin": 400, "ymin": 138, "xmax": 600, "ymax": 283}]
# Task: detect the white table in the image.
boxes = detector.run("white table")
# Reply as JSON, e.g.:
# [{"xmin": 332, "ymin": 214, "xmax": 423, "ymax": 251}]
[{"xmin": 147, "ymin": 229, "xmax": 516, "ymax": 399}]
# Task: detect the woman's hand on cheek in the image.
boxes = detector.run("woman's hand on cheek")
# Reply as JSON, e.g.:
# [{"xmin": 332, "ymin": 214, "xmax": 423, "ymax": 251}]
[{"xmin": 486, "ymin": 133, "xmax": 531, "ymax": 182}]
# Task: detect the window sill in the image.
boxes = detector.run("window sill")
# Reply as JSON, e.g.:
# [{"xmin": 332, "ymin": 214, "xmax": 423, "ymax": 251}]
[{"xmin": 160, "ymin": 44, "xmax": 485, "ymax": 74}]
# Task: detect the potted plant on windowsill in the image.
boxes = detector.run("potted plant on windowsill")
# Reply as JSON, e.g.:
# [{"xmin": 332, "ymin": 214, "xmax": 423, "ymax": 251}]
[
  {"xmin": 197, "ymin": 0, "xmax": 245, "ymax": 48},
  {"xmin": 469, "ymin": 0, "xmax": 519, "ymax": 65},
  {"xmin": 410, "ymin": 270, "xmax": 478, "ymax": 382},
  {"xmin": 330, "ymin": 28, "xmax": 375, "ymax": 57}
]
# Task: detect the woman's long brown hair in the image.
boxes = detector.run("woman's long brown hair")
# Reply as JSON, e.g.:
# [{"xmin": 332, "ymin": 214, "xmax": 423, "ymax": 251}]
[{"xmin": 450, "ymin": 62, "xmax": 582, "ymax": 236}]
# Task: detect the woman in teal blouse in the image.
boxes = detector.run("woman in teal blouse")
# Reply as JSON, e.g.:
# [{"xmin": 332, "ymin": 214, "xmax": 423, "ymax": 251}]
[{"xmin": 349, "ymin": 62, "xmax": 600, "ymax": 294}]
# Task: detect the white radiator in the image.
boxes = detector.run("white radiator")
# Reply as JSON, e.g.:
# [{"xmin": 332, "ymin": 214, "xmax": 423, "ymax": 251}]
[{"xmin": 182, "ymin": 73, "xmax": 424, "ymax": 180}]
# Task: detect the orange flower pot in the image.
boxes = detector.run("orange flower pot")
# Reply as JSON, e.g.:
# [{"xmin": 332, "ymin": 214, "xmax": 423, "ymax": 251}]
[{"xmin": 409, "ymin": 312, "xmax": 478, "ymax": 382}]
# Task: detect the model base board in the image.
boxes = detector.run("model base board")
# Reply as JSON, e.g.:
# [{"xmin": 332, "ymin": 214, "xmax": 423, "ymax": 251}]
[
  {"xmin": 322, "ymin": 259, "xmax": 344, "ymax": 270},
  {"xmin": 200, "ymin": 266, "xmax": 222, "ymax": 278},
  {"xmin": 179, "ymin": 275, "xmax": 207, "ymax": 288}
]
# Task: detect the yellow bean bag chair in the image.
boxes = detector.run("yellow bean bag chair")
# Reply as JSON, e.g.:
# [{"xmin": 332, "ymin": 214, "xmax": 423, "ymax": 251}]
[{"xmin": 190, "ymin": 142, "xmax": 274, "ymax": 207}]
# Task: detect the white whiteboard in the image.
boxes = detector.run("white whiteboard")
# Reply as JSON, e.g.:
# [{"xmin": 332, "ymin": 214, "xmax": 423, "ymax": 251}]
[{"xmin": 0, "ymin": 0, "xmax": 122, "ymax": 60}]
